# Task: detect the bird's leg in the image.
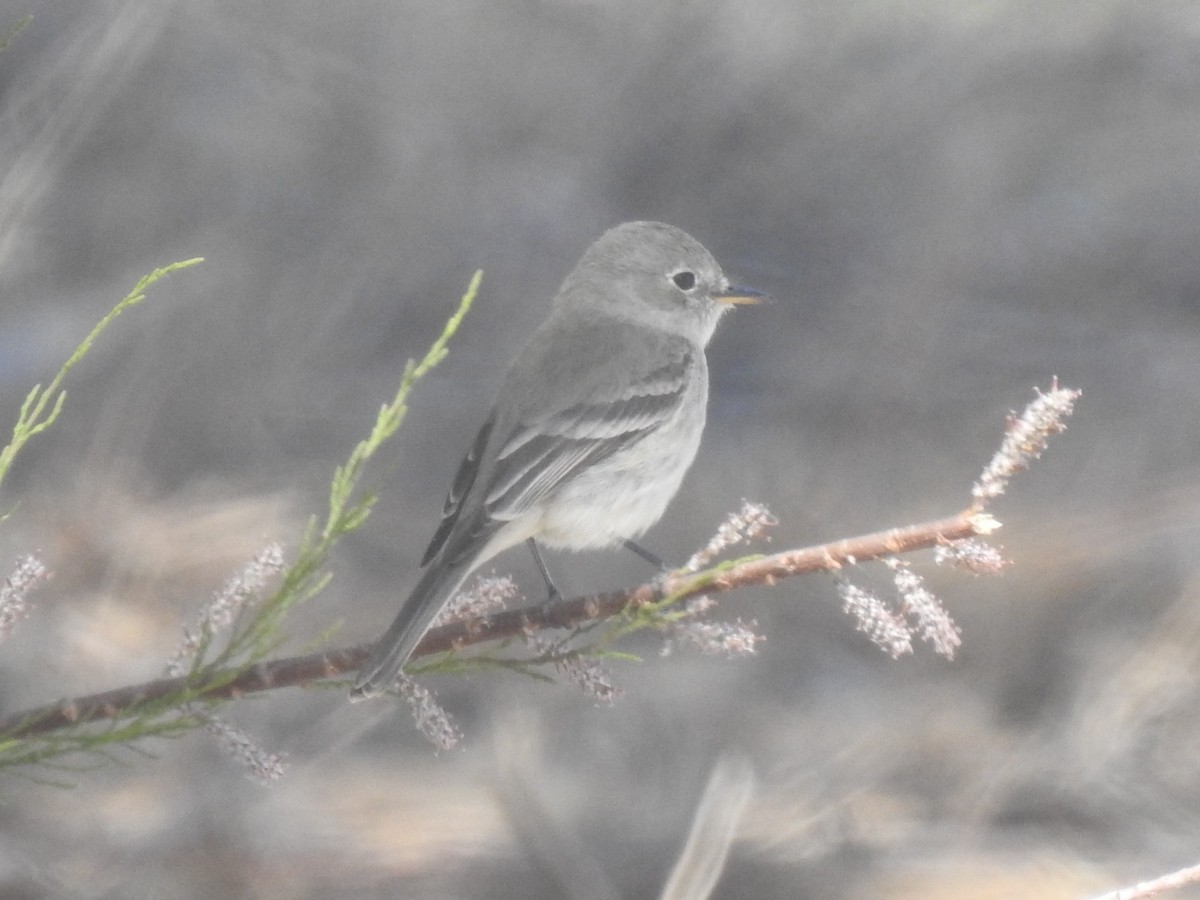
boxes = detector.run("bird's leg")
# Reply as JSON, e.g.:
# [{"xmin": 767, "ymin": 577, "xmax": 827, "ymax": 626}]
[
  {"xmin": 621, "ymin": 538, "xmax": 665, "ymax": 570},
  {"xmin": 527, "ymin": 538, "xmax": 675, "ymax": 620},
  {"xmin": 622, "ymin": 538, "xmax": 674, "ymax": 598},
  {"xmin": 526, "ymin": 538, "xmax": 562, "ymax": 605}
]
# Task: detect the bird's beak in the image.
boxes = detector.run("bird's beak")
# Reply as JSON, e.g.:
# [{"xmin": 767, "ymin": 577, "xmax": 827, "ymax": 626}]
[{"xmin": 715, "ymin": 284, "xmax": 768, "ymax": 306}]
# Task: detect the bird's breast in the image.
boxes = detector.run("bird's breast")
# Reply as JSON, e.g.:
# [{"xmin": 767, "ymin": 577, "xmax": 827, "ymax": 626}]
[{"xmin": 536, "ymin": 376, "xmax": 708, "ymax": 550}]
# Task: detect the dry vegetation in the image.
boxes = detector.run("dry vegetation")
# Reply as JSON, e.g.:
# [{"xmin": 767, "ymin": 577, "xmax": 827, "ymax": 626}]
[{"xmin": 1, "ymin": 2, "xmax": 1199, "ymax": 898}]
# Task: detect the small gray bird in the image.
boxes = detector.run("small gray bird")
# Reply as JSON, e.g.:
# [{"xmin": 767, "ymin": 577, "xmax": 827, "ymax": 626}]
[{"xmin": 351, "ymin": 221, "xmax": 761, "ymax": 699}]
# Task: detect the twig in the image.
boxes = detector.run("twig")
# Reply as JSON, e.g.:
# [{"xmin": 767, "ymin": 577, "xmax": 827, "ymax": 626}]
[
  {"xmin": 1089, "ymin": 862, "xmax": 1200, "ymax": 900},
  {"xmin": 0, "ymin": 509, "xmax": 990, "ymax": 740}
]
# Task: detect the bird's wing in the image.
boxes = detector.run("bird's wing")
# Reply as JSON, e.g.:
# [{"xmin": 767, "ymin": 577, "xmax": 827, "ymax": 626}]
[
  {"xmin": 481, "ymin": 350, "xmax": 692, "ymax": 519},
  {"xmin": 420, "ymin": 412, "xmax": 495, "ymax": 566},
  {"xmin": 422, "ymin": 330, "xmax": 695, "ymax": 566}
]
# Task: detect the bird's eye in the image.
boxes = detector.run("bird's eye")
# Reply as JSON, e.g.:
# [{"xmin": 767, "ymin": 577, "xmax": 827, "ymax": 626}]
[{"xmin": 671, "ymin": 270, "xmax": 697, "ymax": 291}]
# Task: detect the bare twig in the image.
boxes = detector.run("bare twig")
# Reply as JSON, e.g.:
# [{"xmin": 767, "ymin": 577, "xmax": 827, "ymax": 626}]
[
  {"xmin": 0, "ymin": 510, "xmax": 991, "ymax": 741},
  {"xmin": 1089, "ymin": 862, "xmax": 1200, "ymax": 900},
  {"xmin": 660, "ymin": 753, "xmax": 755, "ymax": 900}
]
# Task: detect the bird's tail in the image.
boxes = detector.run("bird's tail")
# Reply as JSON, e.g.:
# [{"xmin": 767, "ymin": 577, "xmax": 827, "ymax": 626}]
[{"xmin": 350, "ymin": 553, "xmax": 476, "ymax": 700}]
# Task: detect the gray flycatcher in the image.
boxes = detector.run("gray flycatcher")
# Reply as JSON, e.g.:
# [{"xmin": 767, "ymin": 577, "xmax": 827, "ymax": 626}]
[{"xmin": 351, "ymin": 221, "xmax": 761, "ymax": 699}]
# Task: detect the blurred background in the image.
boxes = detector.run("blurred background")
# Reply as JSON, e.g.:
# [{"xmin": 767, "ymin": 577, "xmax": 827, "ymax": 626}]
[{"xmin": 1, "ymin": 1, "xmax": 1199, "ymax": 897}]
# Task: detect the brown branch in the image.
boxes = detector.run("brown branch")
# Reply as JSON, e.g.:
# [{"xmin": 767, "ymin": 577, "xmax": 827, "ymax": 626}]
[{"xmin": 0, "ymin": 510, "xmax": 992, "ymax": 741}]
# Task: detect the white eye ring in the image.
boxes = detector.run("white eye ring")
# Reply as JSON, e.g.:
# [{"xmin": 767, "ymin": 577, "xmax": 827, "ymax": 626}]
[{"xmin": 671, "ymin": 270, "xmax": 697, "ymax": 291}]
